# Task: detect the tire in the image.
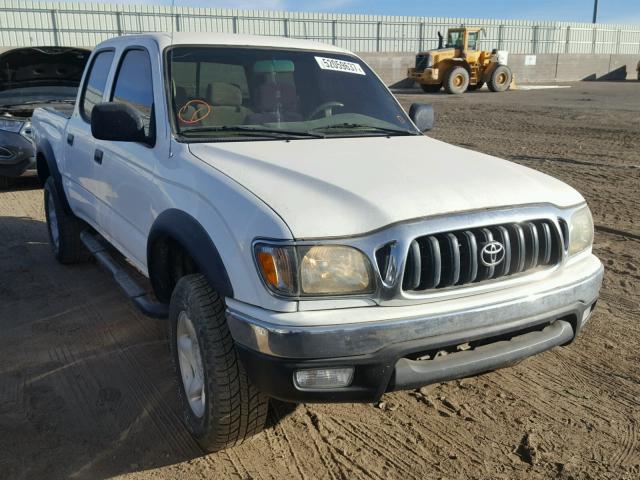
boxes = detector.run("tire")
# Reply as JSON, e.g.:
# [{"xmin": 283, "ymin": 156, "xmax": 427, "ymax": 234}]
[
  {"xmin": 0, "ymin": 175, "xmax": 11, "ymax": 189},
  {"xmin": 420, "ymin": 83, "xmax": 442, "ymax": 93},
  {"xmin": 44, "ymin": 177, "xmax": 89, "ymax": 264},
  {"xmin": 467, "ymin": 82, "xmax": 485, "ymax": 91},
  {"xmin": 170, "ymin": 274, "xmax": 269, "ymax": 452},
  {"xmin": 488, "ymin": 65, "xmax": 512, "ymax": 92},
  {"xmin": 444, "ymin": 67, "xmax": 470, "ymax": 94}
]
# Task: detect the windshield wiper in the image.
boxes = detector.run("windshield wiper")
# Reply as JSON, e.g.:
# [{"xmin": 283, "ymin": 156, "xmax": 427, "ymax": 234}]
[
  {"xmin": 181, "ymin": 125, "xmax": 325, "ymax": 139},
  {"xmin": 310, "ymin": 123, "xmax": 418, "ymax": 136}
]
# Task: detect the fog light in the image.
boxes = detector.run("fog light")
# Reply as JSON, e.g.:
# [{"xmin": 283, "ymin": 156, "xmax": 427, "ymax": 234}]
[{"xmin": 294, "ymin": 367, "xmax": 354, "ymax": 390}]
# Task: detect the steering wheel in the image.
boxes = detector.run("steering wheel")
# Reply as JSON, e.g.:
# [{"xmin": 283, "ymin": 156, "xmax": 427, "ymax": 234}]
[
  {"xmin": 309, "ymin": 101, "xmax": 345, "ymax": 120},
  {"xmin": 178, "ymin": 98, "xmax": 212, "ymax": 125}
]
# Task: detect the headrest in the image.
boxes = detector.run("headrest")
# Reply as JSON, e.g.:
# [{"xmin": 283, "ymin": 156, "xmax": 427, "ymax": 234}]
[
  {"xmin": 207, "ymin": 82, "xmax": 242, "ymax": 107},
  {"xmin": 253, "ymin": 59, "xmax": 295, "ymax": 74}
]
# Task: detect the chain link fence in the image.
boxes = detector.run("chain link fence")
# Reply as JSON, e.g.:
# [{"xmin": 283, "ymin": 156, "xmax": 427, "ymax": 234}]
[{"xmin": 1, "ymin": 1, "xmax": 640, "ymax": 54}]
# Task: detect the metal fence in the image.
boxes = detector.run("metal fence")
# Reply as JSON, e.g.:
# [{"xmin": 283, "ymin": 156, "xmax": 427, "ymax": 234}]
[{"xmin": 1, "ymin": 0, "xmax": 640, "ymax": 54}]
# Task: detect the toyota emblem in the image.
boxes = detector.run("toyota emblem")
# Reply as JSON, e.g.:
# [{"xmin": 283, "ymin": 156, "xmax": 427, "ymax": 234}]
[{"xmin": 480, "ymin": 241, "xmax": 505, "ymax": 267}]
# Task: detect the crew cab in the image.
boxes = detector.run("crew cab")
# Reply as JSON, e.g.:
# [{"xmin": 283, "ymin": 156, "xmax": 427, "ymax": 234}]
[
  {"xmin": 32, "ymin": 33, "xmax": 603, "ymax": 452},
  {"xmin": 0, "ymin": 46, "xmax": 90, "ymax": 188}
]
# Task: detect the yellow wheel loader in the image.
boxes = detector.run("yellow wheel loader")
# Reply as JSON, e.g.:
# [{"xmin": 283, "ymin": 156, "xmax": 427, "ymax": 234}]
[{"xmin": 408, "ymin": 27, "xmax": 513, "ymax": 94}]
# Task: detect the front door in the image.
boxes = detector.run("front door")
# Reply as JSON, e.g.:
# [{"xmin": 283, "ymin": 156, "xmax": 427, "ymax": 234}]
[{"xmin": 63, "ymin": 49, "xmax": 115, "ymax": 229}]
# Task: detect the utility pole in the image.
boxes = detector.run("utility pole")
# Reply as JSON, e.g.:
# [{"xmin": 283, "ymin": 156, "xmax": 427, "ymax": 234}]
[{"xmin": 592, "ymin": 0, "xmax": 599, "ymax": 23}]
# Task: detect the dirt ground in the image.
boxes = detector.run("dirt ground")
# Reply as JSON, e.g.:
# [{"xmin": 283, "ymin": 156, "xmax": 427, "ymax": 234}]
[{"xmin": 1, "ymin": 81, "xmax": 639, "ymax": 480}]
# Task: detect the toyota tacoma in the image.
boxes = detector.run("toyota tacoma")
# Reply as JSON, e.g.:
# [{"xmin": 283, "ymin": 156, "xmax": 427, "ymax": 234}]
[{"xmin": 32, "ymin": 33, "xmax": 603, "ymax": 452}]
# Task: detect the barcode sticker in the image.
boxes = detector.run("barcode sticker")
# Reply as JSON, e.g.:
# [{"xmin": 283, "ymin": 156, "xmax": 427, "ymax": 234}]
[{"xmin": 315, "ymin": 56, "xmax": 366, "ymax": 75}]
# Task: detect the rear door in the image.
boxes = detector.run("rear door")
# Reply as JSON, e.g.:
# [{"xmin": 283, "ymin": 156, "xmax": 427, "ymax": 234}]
[
  {"xmin": 63, "ymin": 49, "xmax": 115, "ymax": 227},
  {"xmin": 93, "ymin": 45, "xmax": 161, "ymax": 270}
]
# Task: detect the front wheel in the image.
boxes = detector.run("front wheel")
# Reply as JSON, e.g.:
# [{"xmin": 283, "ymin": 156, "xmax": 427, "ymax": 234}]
[
  {"xmin": 170, "ymin": 274, "xmax": 269, "ymax": 452},
  {"xmin": 444, "ymin": 67, "xmax": 470, "ymax": 94},
  {"xmin": 488, "ymin": 65, "xmax": 512, "ymax": 92}
]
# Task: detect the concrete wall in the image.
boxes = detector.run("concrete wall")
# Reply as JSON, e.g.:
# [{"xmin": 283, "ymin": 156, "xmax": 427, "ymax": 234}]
[{"xmin": 358, "ymin": 52, "xmax": 640, "ymax": 86}]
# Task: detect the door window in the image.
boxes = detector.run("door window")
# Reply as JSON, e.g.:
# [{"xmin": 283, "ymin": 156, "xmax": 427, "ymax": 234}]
[
  {"xmin": 467, "ymin": 32, "xmax": 479, "ymax": 50},
  {"xmin": 111, "ymin": 49, "xmax": 155, "ymax": 142},
  {"xmin": 80, "ymin": 50, "xmax": 114, "ymax": 121}
]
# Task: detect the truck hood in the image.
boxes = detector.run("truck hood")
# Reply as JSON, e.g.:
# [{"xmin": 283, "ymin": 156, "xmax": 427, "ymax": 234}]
[
  {"xmin": 0, "ymin": 47, "xmax": 90, "ymax": 92},
  {"xmin": 189, "ymin": 135, "xmax": 584, "ymax": 238}
]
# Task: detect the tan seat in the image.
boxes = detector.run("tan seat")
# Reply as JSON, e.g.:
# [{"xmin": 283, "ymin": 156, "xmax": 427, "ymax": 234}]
[{"xmin": 200, "ymin": 82, "xmax": 251, "ymax": 126}]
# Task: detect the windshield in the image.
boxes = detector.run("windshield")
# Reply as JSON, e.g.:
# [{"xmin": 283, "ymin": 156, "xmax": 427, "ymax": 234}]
[
  {"xmin": 166, "ymin": 47, "xmax": 418, "ymax": 141},
  {"xmin": 446, "ymin": 30, "xmax": 464, "ymax": 49}
]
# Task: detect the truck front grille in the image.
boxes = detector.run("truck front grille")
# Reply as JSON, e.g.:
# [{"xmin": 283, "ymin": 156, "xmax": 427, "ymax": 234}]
[
  {"xmin": 414, "ymin": 54, "xmax": 430, "ymax": 72},
  {"xmin": 401, "ymin": 220, "xmax": 563, "ymax": 292}
]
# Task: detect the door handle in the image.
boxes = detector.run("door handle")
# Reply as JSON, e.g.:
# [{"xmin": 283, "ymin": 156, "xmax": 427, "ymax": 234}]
[
  {"xmin": 94, "ymin": 149, "xmax": 103, "ymax": 165},
  {"xmin": 66, "ymin": 133, "xmax": 74, "ymax": 146}
]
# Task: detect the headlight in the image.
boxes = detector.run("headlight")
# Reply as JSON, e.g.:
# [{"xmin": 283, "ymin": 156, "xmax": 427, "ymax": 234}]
[
  {"xmin": 0, "ymin": 118, "xmax": 24, "ymax": 133},
  {"xmin": 254, "ymin": 243, "xmax": 374, "ymax": 297},
  {"xmin": 568, "ymin": 206, "xmax": 594, "ymax": 256}
]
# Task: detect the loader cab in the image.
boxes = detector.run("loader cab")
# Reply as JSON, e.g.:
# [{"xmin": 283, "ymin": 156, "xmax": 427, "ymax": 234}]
[{"xmin": 445, "ymin": 27, "xmax": 481, "ymax": 53}]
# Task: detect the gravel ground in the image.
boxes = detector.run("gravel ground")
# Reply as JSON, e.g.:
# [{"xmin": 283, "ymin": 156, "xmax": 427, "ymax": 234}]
[{"xmin": 0, "ymin": 81, "xmax": 639, "ymax": 480}]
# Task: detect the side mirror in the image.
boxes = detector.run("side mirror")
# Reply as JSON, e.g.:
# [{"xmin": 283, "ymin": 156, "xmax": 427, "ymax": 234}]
[
  {"xmin": 91, "ymin": 102, "xmax": 146, "ymax": 143},
  {"xmin": 409, "ymin": 103, "xmax": 434, "ymax": 132}
]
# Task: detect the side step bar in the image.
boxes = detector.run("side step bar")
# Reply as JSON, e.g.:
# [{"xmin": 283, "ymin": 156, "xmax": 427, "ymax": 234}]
[{"xmin": 80, "ymin": 230, "xmax": 169, "ymax": 319}]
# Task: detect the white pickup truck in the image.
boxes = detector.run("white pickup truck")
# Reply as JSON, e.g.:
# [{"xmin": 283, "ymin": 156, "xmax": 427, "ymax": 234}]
[{"xmin": 32, "ymin": 33, "xmax": 603, "ymax": 452}]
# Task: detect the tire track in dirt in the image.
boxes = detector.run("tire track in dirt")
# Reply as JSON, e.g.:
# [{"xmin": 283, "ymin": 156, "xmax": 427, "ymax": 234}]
[{"xmin": 304, "ymin": 408, "xmax": 388, "ymax": 480}]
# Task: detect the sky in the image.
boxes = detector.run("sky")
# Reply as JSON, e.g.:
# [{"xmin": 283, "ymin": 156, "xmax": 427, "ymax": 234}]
[{"xmin": 64, "ymin": 0, "xmax": 640, "ymax": 25}]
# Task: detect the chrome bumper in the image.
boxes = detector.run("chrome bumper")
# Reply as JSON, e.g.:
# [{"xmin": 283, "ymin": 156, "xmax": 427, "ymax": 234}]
[{"xmin": 227, "ymin": 255, "xmax": 603, "ymax": 360}]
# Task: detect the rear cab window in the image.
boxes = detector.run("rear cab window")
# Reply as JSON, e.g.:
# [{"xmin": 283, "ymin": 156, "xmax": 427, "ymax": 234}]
[
  {"xmin": 80, "ymin": 50, "xmax": 114, "ymax": 121},
  {"xmin": 110, "ymin": 48, "xmax": 155, "ymax": 144}
]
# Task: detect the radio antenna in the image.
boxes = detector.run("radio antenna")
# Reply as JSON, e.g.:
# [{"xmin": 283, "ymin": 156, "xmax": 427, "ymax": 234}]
[{"xmin": 168, "ymin": 0, "xmax": 176, "ymax": 157}]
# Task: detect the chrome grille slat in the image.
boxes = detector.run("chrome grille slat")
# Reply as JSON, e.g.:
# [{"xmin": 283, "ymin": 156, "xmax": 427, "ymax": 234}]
[
  {"xmin": 510, "ymin": 223, "xmax": 526, "ymax": 273},
  {"xmin": 524, "ymin": 222, "xmax": 539, "ymax": 269},
  {"xmin": 460, "ymin": 231, "xmax": 478, "ymax": 283},
  {"xmin": 540, "ymin": 222, "xmax": 552, "ymax": 264},
  {"xmin": 493, "ymin": 226, "xmax": 512, "ymax": 277},
  {"xmin": 403, "ymin": 219, "xmax": 562, "ymax": 293}
]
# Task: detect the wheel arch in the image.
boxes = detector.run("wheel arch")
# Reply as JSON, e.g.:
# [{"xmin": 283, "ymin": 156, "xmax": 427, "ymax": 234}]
[
  {"xmin": 36, "ymin": 139, "xmax": 72, "ymax": 214},
  {"xmin": 147, "ymin": 209, "xmax": 234, "ymax": 303}
]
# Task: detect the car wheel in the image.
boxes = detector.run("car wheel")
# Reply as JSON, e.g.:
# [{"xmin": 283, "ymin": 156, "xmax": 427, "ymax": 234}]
[
  {"xmin": 44, "ymin": 177, "xmax": 89, "ymax": 264},
  {"xmin": 420, "ymin": 83, "xmax": 442, "ymax": 93},
  {"xmin": 170, "ymin": 274, "xmax": 269, "ymax": 452},
  {"xmin": 488, "ymin": 65, "xmax": 512, "ymax": 92},
  {"xmin": 444, "ymin": 67, "xmax": 470, "ymax": 94}
]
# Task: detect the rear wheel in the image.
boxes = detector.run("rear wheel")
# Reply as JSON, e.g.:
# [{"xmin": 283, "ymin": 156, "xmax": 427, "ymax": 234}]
[
  {"xmin": 170, "ymin": 274, "xmax": 269, "ymax": 452},
  {"xmin": 488, "ymin": 65, "xmax": 512, "ymax": 92},
  {"xmin": 444, "ymin": 67, "xmax": 469, "ymax": 94},
  {"xmin": 44, "ymin": 177, "xmax": 89, "ymax": 264},
  {"xmin": 420, "ymin": 83, "xmax": 442, "ymax": 93}
]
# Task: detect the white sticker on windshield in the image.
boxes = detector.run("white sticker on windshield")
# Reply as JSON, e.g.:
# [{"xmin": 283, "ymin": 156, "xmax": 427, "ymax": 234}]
[{"xmin": 315, "ymin": 56, "xmax": 366, "ymax": 75}]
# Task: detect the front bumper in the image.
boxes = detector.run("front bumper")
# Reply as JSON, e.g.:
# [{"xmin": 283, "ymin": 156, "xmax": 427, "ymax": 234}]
[
  {"xmin": 0, "ymin": 130, "xmax": 36, "ymax": 177},
  {"xmin": 408, "ymin": 67, "xmax": 439, "ymax": 83},
  {"xmin": 228, "ymin": 254, "xmax": 603, "ymax": 403}
]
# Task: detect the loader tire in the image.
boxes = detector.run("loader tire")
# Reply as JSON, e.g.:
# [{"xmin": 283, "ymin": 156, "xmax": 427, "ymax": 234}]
[
  {"xmin": 420, "ymin": 83, "xmax": 442, "ymax": 93},
  {"xmin": 444, "ymin": 67, "xmax": 469, "ymax": 94},
  {"xmin": 488, "ymin": 65, "xmax": 512, "ymax": 92},
  {"xmin": 170, "ymin": 274, "xmax": 269, "ymax": 452}
]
